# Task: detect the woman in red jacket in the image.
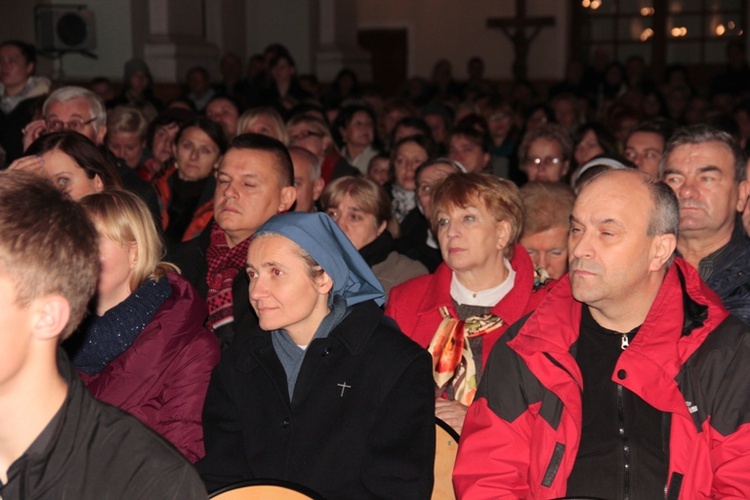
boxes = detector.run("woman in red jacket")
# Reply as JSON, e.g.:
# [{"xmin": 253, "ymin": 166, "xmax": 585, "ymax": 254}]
[
  {"xmin": 386, "ymin": 172, "xmax": 552, "ymax": 434},
  {"xmin": 71, "ymin": 188, "xmax": 220, "ymax": 462}
]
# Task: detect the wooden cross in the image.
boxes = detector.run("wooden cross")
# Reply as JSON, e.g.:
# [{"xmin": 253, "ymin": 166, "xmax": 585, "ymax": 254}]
[{"xmin": 487, "ymin": 0, "xmax": 555, "ymax": 81}]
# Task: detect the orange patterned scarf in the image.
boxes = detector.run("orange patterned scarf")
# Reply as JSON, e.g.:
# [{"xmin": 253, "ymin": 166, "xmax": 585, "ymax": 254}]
[{"xmin": 427, "ymin": 306, "xmax": 504, "ymax": 405}]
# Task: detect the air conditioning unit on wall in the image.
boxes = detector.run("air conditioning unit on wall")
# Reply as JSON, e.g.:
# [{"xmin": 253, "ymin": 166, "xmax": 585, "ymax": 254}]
[{"xmin": 35, "ymin": 5, "xmax": 96, "ymax": 53}]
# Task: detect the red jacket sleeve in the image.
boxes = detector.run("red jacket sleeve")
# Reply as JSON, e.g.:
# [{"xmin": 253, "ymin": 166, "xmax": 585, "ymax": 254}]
[{"xmin": 453, "ymin": 397, "xmax": 538, "ymax": 499}]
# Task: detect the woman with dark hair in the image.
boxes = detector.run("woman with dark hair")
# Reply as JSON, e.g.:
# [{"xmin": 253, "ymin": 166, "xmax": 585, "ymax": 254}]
[
  {"xmin": 571, "ymin": 121, "xmax": 617, "ymax": 172},
  {"xmin": 140, "ymin": 107, "xmax": 195, "ymax": 181},
  {"xmin": 152, "ymin": 117, "xmax": 228, "ymax": 245},
  {"xmin": 259, "ymin": 53, "xmax": 311, "ymax": 112},
  {"xmin": 389, "ymin": 134, "xmax": 436, "ymax": 224},
  {"xmin": 11, "ymin": 131, "xmax": 120, "ymax": 200},
  {"xmin": 323, "ymin": 67, "xmax": 361, "ymax": 108},
  {"xmin": 198, "ymin": 212, "xmax": 434, "ymax": 498},
  {"xmin": 336, "ymin": 104, "xmax": 380, "ymax": 174},
  {"xmin": 396, "ymin": 158, "xmax": 465, "ymax": 272}
]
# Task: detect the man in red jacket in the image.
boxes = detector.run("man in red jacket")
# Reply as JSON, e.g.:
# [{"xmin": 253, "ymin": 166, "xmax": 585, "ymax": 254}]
[{"xmin": 454, "ymin": 168, "xmax": 750, "ymax": 498}]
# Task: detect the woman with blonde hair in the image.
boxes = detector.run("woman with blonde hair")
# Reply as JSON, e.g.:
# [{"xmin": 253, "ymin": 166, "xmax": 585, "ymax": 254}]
[
  {"xmin": 106, "ymin": 105, "xmax": 149, "ymax": 170},
  {"xmin": 71, "ymin": 188, "xmax": 220, "ymax": 463},
  {"xmin": 236, "ymin": 106, "xmax": 289, "ymax": 144}
]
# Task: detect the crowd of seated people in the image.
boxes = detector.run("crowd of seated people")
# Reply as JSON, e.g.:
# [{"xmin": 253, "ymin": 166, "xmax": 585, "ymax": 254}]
[{"xmin": 2, "ymin": 35, "xmax": 750, "ymax": 498}]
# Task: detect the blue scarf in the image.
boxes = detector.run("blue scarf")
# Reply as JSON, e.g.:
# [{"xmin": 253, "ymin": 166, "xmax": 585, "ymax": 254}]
[{"xmin": 72, "ymin": 277, "xmax": 172, "ymax": 375}]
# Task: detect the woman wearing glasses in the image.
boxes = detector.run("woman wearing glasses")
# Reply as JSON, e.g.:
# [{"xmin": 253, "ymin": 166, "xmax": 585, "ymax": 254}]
[{"xmin": 518, "ymin": 123, "xmax": 573, "ymax": 183}]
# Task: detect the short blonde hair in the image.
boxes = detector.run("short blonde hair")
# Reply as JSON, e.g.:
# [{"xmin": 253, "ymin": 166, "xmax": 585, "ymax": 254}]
[
  {"xmin": 80, "ymin": 189, "xmax": 177, "ymax": 291},
  {"xmin": 107, "ymin": 105, "xmax": 149, "ymax": 140},
  {"xmin": 319, "ymin": 176, "xmax": 399, "ymax": 236},
  {"xmin": 431, "ymin": 172, "xmax": 524, "ymax": 258},
  {"xmin": 237, "ymin": 107, "xmax": 289, "ymax": 144},
  {"xmin": 520, "ymin": 181, "xmax": 575, "ymax": 235},
  {"xmin": 286, "ymin": 115, "xmax": 339, "ymax": 154}
]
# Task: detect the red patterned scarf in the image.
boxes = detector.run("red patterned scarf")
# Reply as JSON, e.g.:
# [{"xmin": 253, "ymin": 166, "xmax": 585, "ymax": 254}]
[{"xmin": 205, "ymin": 222, "xmax": 251, "ymax": 331}]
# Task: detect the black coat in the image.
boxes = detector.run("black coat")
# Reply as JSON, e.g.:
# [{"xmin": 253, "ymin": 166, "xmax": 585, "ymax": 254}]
[
  {"xmin": 5, "ymin": 350, "xmax": 206, "ymax": 499},
  {"xmin": 197, "ymin": 300, "xmax": 435, "ymax": 499}
]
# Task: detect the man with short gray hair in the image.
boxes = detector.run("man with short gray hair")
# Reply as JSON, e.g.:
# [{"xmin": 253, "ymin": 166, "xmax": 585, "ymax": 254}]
[
  {"xmin": 22, "ymin": 86, "xmax": 159, "ymax": 220},
  {"xmin": 660, "ymin": 124, "xmax": 750, "ymax": 323},
  {"xmin": 454, "ymin": 169, "xmax": 750, "ymax": 498}
]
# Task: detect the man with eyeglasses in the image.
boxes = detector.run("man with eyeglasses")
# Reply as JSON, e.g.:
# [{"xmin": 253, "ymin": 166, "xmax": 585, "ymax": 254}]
[
  {"xmin": 519, "ymin": 123, "xmax": 573, "ymax": 183},
  {"xmin": 21, "ymin": 86, "xmax": 160, "ymax": 219},
  {"xmin": 0, "ymin": 40, "xmax": 50, "ymax": 165}
]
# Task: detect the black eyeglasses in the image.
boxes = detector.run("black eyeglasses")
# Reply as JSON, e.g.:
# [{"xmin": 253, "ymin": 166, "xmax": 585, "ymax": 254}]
[{"xmin": 45, "ymin": 117, "xmax": 97, "ymax": 132}]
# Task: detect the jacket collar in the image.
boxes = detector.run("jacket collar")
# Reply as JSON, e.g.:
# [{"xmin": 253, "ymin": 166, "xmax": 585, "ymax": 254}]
[
  {"xmin": 242, "ymin": 301, "xmax": 384, "ymax": 364},
  {"xmin": 415, "ymin": 244, "xmax": 537, "ymax": 326},
  {"xmin": 509, "ymin": 258, "xmax": 730, "ymax": 414}
]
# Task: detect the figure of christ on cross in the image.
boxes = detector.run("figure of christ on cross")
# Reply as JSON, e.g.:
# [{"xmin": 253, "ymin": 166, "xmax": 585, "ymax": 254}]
[{"xmin": 487, "ymin": 0, "xmax": 555, "ymax": 81}]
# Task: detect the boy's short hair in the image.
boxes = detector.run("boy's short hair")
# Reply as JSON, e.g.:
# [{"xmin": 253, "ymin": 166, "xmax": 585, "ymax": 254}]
[{"xmin": 0, "ymin": 171, "xmax": 98, "ymax": 339}]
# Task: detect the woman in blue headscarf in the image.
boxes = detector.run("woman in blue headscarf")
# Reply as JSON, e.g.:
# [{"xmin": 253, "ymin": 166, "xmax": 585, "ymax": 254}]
[{"xmin": 198, "ymin": 212, "xmax": 435, "ymax": 499}]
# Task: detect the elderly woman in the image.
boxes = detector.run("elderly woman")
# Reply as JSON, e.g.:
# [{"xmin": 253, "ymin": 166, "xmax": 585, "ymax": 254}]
[
  {"xmin": 519, "ymin": 123, "xmax": 573, "ymax": 183},
  {"xmin": 153, "ymin": 117, "xmax": 228, "ymax": 245},
  {"xmin": 386, "ymin": 172, "xmax": 552, "ymax": 434},
  {"xmin": 10, "ymin": 131, "xmax": 119, "ymax": 200},
  {"xmin": 72, "ymin": 189, "xmax": 220, "ymax": 462},
  {"xmin": 321, "ymin": 176, "xmax": 428, "ymax": 299},
  {"xmin": 397, "ymin": 157, "xmax": 465, "ymax": 272},
  {"xmin": 106, "ymin": 106, "xmax": 149, "ymax": 171},
  {"xmin": 198, "ymin": 212, "xmax": 434, "ymax": 498},
  {"xmin": 519, "ymin": 181, "xmax": 576, "ymax": 280}
]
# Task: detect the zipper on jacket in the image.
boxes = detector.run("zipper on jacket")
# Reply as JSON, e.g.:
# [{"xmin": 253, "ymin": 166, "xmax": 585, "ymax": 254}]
[{"xmin": 618, "ymin": 384, "xmax": 630, "ymax": 500}]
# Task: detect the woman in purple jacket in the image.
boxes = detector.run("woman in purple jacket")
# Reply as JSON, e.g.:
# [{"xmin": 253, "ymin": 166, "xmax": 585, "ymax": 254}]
[{"xmin": 70, "ymin": 188, "xmax": 220, "ymax": 462}]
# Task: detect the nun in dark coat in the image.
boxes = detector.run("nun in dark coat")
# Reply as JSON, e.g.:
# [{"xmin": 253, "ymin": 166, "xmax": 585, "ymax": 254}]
[{"xmin": 197, "ymin": 212, "xmax": 435, "ymax": 499}]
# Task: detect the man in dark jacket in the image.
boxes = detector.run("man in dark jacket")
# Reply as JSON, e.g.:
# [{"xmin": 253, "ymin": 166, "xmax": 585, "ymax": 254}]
[
  {"xmin": 454, "ymin": 169, "xmax": 750, "ymax": 498},
  {"xmin": 0, "ymin": 170, "xmax": 206, "ymax": 499},
  {"xmin": 169, "ymin": 133, "xmax": 296, "ymax": 348},
  {"xmin": 661, "ymin": 124, "xmax": 750, "ymax": 324}
]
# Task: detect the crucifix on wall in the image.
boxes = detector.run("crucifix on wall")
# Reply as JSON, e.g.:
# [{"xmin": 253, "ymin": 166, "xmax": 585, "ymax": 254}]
[{"xmin": 487, "ymin": 0, "xmax": 555, "ymax": 81}]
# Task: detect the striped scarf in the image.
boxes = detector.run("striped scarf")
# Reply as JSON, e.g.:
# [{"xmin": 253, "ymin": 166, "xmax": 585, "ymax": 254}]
[{"xmin": 206, "ymin": 222, "xmax": 251, "ymax": 331}]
